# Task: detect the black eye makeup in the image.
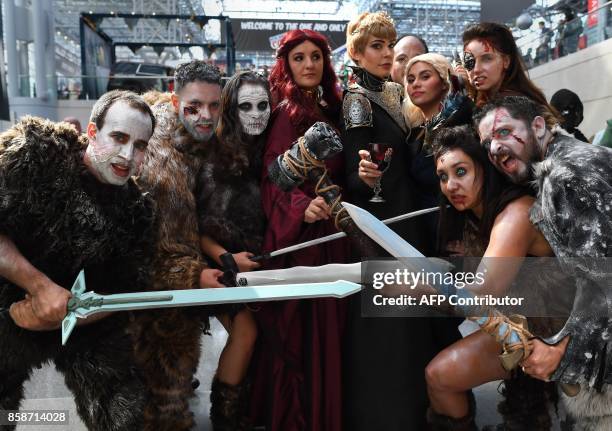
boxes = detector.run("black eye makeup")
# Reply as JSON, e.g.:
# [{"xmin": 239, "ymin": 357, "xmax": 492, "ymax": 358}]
[{"xmin": 463, "ymin": 52, "xmax": 476, "ymax": 71}]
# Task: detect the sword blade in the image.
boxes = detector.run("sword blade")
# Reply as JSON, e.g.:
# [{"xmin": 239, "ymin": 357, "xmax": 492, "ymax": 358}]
[
  {"xmin": 62, "ymin": 281, "xmax": 361, "ymax": 345},
  {"xmin": 252, "ymin": 206, "xmax": 440, "ymax": 261},
  {"xmin": 236, "ymin": 263, "xmax": 362, "ymax": 286}
]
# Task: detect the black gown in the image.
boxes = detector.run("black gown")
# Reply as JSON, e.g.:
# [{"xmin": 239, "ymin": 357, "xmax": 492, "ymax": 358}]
[{"xmin": 341, "ymin": 68, "xmax": 460, "ymax": 430}]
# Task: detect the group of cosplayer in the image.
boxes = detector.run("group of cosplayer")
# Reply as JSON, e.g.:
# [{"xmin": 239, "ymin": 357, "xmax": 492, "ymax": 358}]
[{"xmin": 0, "ymin": 9, "xmax": 611, "ymax": 431}]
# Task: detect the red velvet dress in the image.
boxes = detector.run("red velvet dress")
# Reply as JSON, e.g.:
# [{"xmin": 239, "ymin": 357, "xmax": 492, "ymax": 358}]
[{"xmin": 249, "ymin": 103, "xmax": 349, "ymax": 431}]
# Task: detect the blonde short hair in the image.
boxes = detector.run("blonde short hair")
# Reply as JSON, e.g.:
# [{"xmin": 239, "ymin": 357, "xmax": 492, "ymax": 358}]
[
  {"xmin": 346, "ymin": 12, "xmax": 396, "ymax": 60},
  {"xmin": 402, "ymin": 53, "xmax": 453, "ymax": 128}
]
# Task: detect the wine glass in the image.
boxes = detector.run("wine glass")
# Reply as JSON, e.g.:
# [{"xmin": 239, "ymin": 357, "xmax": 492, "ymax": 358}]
[{"xmin": 367, "ymin": 142, "xmax": 393, "ymax": 203}]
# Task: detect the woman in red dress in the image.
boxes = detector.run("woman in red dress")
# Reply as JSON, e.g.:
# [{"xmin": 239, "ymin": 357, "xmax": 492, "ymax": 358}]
[{"xmin": 249, "ymin": 29, "xmax": 349, "ymax": 431}]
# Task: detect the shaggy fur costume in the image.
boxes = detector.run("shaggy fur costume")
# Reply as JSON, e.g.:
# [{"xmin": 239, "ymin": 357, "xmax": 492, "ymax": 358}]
[
  {"xmin": 131, "ymin": 102, "xmax": 213, "ymax": 431},
  {"xmin": 196, "ymin": 139, "xmax": 265, "ymax": 259},
  {"xmin": 0, "ymin": 117, "xmax": 155, "ymax": 431},
  {"xmin": 530, "ymin": 133, "xmax": 612, "ymax": 429}
]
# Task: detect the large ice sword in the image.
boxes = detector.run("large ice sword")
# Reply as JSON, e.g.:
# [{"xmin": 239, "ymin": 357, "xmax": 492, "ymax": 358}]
[{"xmin": 61, "ymin": 270, "xmax": 360, "ymax": 346}]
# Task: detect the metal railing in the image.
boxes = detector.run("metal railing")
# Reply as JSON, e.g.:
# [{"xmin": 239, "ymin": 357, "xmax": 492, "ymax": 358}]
[
  {"xmin": 16, "ymin": 74, "xmax": 176, "ymax": 99},
  {"xmin": 517, "ymin": 0, "xmax": 612, "ymax": 69}
]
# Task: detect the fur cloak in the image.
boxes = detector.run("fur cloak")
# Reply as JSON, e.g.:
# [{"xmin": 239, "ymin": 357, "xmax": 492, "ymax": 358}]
[
  {"xmin": 196, "ymin": 139, "xmax": 265, "ymax": 257},
  {"xmin": 131, "ymin": 102, "xmax": 213, "ymax": 431},
  {"xmin": 0, "ymin": 116, "xmax": 155, "ymax": 431},
  {"xmin": 530, "ymin": 133, "xmax": 612, "ymax": 429}
]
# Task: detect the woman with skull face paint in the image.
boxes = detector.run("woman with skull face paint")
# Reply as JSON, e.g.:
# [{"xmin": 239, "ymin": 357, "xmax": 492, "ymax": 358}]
[
  {"xmin": 252, "ymin": 29, "xmax": 349, "ymax": 431},
  {"xmin": 195, "ymin": 71, "xmax": 270, "ymax": 430}
]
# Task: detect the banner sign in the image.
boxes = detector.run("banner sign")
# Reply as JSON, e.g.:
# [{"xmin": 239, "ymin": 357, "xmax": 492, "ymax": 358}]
[
  {"xmin": 587, "ymin": 0, "xmax": 599, "ymax": 28},
  {"xmin": 228, "ymin": 19, "xmax": 348, "ymax": 51}
]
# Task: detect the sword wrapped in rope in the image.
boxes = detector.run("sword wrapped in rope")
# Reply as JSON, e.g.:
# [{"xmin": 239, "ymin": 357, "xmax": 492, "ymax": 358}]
[{"xmin": 267, "ymin": 121, "xmax": 383, "ymax": 257}]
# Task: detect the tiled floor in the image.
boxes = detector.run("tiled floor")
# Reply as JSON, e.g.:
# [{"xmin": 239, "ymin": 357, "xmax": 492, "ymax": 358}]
[{"xmin": 16, "ymin": 320, "xmax": 560, "ymax": 430}]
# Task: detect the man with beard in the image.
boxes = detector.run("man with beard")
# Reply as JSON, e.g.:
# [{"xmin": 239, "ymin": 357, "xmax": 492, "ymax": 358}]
[
  {"xmin": 0, "ymin": 90, "xmax": 155, "ymax": 430},
  {"xmin": 475, "ymin": 95, "xmax": 612, "ymax": 429},
  {"xmin": 131, "ymin": 60, "xmax": 226, "ymax": 431}
]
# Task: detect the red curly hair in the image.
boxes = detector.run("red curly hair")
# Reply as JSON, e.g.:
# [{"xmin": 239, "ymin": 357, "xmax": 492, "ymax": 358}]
[{"xmin": 269, "ymin": 29, "xmax": 342, "ymax": 133}]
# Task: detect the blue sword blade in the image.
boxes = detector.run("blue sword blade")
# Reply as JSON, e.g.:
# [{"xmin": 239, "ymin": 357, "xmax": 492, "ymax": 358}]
[{"xmin": 62, "ymin": 280, "xmax": 361, "ymax": 345}]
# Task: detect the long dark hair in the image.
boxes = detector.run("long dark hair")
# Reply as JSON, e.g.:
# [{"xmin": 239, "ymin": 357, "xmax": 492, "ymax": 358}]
[
  {"xmin": 462, "ymin": 22, "xmax": 555, "ymax": 118},
  {"xmin": 431, "ymin": 125, "xmax": 532, "ymax": 252},
  {"xmin": 215, "ymin": 71, "xmax": 271, "ymax": 177},
  {"xmin": 269, "ymin": 29, "xmax": 342, "ymax": 134}
]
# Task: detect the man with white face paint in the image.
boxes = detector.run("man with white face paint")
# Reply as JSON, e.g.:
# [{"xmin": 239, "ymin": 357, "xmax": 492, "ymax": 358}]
[
  {"xmin": 85, "ymin": 100, "xmax": 152, "ymax": 185},
  {"xmin": 0, "ymin": 90, "xmax": 156, "ymax": 430},
  {"xmin": 475, "ymin": 95, "xmax": 612, "ymax": 430}
]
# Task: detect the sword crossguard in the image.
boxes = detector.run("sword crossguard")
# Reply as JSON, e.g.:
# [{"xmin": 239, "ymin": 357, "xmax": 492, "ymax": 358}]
[{"xmin": 67, "ymin": 295, "xmax": 103, "ymax": 312}]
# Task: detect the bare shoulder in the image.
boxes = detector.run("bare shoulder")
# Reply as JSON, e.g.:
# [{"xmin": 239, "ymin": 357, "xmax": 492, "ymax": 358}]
[
  {"xmin": 496, "ymin": 196, "xmax": 535, "ymax": 225},
  {"xmin": 494, "ymin": 196, "xmax": 553, "ymax": 257}
]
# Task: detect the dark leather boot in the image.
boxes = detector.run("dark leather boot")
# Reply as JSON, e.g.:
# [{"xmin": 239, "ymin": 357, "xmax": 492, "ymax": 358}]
[{"xmin": 210, "ymin": 377, "xmax": 252, "ymax": 431}]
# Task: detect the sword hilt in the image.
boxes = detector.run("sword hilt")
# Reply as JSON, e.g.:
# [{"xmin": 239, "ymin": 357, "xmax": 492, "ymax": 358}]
[
  {"xmin": 220, "ymin": 252, "xmax": 239, "ymax": 286},
  {"xmin": 249, "ymin": 253, "xmax": 270, "ymax": 263}
]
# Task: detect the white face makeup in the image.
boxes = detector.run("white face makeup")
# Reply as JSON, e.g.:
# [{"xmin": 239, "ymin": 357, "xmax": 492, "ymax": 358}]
[
  {"xmin": 86, "ymin": 101, "xmax": 152, "ymax": 185},
  {"xmin": 237, "ymin": 83, "xmax": 270, "ymax": 136}
]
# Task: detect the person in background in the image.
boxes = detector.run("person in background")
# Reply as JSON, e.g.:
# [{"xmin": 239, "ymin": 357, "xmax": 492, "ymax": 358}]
[
  {"xmin": 561, "ymin": 8, "xmax": 583, "ymax": 55},
  {"xmin": 456, "ymin": 22, "xmax": 554, "ymax": 113},
  {"xmin": 390, "ymin": 33, "xmax": 429, "ymax": 84},
  {"xmin": 536, "ymin": 21, "xmax": 552, "ymax": 65},
  {"xmin": 62, "ymin": 116, "xmax": 82, "ymax": 134},
  {"xmin": 251, "ymin": 29, "xmax": 349, "ymax": 431},
  {"xmin": 403, "ymin": 52, "xmax": 474, "ymax": 256},
  {"xmin": 550, "ymin": 88, "xmax": 589, "ymax": 142}
]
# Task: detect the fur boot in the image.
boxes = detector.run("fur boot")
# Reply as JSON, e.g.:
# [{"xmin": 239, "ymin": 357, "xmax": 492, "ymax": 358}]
[
  {"xmin": 561, "ymin": 383, "xmax": 612, "ymax": 431},
  {"xmin": 210, "ymin": 377, "xmax": 252, "ymax": 431},
  {"xmin": 483, "ymin": 373, "xmax": 555, "ymax": 431},
  {"xmin": 427, "ymin": 393, "xmax": 477, "ymax": 431}
]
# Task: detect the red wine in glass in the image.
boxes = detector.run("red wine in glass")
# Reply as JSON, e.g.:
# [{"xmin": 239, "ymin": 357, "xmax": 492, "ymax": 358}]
[
  {"xmin": 369, "ymin": 143, "xmax": 393, "ymax": 171},
  {"xmin": 367, "ymin": 142, "xmax": 393, "ymax": 203}
]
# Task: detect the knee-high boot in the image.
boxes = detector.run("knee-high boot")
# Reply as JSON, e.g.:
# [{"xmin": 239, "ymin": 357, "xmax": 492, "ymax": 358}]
[
  {"xmin": 210, "ymin": 377, "xmax": 252, "ymax": 431},
  {"xmin": 428, "ymin": 392, "xmax": 478, "ymax": 431}
]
